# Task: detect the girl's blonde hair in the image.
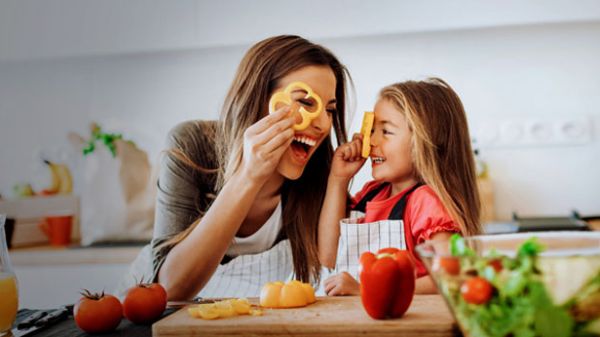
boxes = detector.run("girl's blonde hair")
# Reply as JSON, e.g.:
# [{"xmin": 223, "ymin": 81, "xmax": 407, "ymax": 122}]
[
  {"xmin": 165, "ymin": 35, "xmax": 351, "ymax": 283},
  {"xmin": 379, "ymin": 78, "xmax": 481, "ymax": 236}
]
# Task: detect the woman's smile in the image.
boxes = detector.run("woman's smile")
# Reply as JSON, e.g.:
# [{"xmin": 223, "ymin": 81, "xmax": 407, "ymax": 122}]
[{"xmin": 289, "ymin": 133, "xmax": 320, "ymax": 163}]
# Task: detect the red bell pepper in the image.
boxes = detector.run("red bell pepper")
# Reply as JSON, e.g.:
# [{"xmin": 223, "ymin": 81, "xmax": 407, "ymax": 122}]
[{"xmin": 359, "ymin": 247, "xmax": 416, "ymax": 319}]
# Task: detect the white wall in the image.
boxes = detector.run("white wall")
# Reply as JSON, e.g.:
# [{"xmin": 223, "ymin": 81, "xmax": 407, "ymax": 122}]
[
  {"xmin": 1, "ymin": 10, "xmax": 599, "ymax": 220},
  {"xmin": 2, "ymin": 0, "xmax": 599, "ymax": 61}
]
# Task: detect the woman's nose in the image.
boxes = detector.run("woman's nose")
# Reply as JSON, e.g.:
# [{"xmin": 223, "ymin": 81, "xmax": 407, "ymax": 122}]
[{"xmin": 309, "ymin": 108, "xmax": 331, "ymax": 132}]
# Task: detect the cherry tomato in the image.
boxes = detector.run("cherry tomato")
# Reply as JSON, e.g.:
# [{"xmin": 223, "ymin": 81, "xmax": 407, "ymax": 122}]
[
  {"xmin": 461, "ymin": 277, "xmax": 494, "ymax": 305},
  {"xmin": 432, "ymin": 256, "xmax": 460, "ymax": 275},
  {"xmin": 74, "ymin": 290, "xmax": 122, "ymax": 333},
  {"xmin": 488, "ymin": 259, "xmax": 503, "ymax": 273},
  {"xmin": 123, "ymin": 282, "xmax": 167, "ymax": 324}
]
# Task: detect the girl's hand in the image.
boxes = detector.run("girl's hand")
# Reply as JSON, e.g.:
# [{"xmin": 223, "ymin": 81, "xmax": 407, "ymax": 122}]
[
  {"xmin": 323, "ymin": 272, "xmax": 360, "ymax": 296},
  {"xmin": 330, "ymin": 133, "xmax": 366, "ymax": 183},
  {"xmin": 240, "ymin": 106, "xmax": 295, "ymax": 185}
]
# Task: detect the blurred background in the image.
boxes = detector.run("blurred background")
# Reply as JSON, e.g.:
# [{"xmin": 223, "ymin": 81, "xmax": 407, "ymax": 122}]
[
  {"xmin": 2, "ymin": 0, "xmax": 599, "ymax": 219},
  {"xmin": 0, "ymin": 0, "xmax": 599, "ymax": 308}
]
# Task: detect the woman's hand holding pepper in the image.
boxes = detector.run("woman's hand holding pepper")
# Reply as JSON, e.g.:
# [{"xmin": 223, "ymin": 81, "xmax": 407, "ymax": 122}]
[{"xmin": 240, "ymin": 106, "xmax": 295, "ymax": 186}]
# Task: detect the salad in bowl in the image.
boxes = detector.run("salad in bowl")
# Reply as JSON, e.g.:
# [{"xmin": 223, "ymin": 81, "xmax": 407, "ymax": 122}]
[{"xmin": 416, "ymin": 232, "xmax": 600, "ymax": 337}]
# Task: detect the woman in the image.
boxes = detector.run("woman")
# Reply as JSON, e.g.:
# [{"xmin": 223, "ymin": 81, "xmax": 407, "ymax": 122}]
[{"xmin": 151, "ymin": 35, "xmax": 351, "ymax": 300}]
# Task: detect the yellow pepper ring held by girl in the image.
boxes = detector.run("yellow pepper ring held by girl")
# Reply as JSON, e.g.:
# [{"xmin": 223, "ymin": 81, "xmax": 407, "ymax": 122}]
[
  {"xmin": 360, "ymin": 111, "xmax": 375, "ymax": 158},
  {"xmin": 268, "ymin": 81, "xmax": 323, "ymax": 131}
]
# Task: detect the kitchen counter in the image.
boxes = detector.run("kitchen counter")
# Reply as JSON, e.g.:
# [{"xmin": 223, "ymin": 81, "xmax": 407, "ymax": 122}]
[{"xmin": 152, "ymin": 295, "xmax": 460, "ymax": 337}]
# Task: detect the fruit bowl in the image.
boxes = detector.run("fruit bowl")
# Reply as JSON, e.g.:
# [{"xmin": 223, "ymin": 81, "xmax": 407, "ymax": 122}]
[{"xmin": 415, "ymin": 232, "xmax": 600, "ymax": 337}]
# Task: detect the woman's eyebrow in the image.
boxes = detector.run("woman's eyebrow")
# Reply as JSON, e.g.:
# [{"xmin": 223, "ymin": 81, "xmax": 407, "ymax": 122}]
[{"xmin": 291, "ymin": 89, "xmax": 336, "ymax": 104}]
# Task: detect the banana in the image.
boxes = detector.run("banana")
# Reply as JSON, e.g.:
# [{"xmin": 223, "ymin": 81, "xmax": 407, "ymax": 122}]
[
  {"xmin": 43, "ymin": 160, "xmax": 61, "ymax": 194},
  {"xmin": 56, "ymin": 163, "xmax": 73, "ymax": 194},
  {"xmin": 43, "ymin": 160, "xmax": 73, "ymax": 194}
]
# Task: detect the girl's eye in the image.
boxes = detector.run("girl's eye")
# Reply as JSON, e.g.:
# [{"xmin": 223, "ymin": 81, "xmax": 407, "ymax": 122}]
[
  {"xmin": 326, "ymin": 108, "xmax": 336, "ymax": 115},
  {"xmin": 383, "ymin": 129, "xmax": 393, "ymax": 135}
]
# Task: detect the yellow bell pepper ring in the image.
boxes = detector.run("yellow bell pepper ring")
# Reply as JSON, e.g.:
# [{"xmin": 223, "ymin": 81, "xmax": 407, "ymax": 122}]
[
  {"xmin": 259, "ymin": 280, "xmax": 316, "ymax": 308},
  {"xmin": 187, "ymin": 298, "xmax": 263, "ymax": 320},
  {"xmin": 268, "ymin": 81, "xmax": 323, "ymax": 131},
  {"xmin": 360, "ymin": 111, "xmax": 374, "ymax": 158}
]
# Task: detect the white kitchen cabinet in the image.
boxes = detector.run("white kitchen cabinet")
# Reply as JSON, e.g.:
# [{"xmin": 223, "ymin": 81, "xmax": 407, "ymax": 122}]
[
  {"xmin": 14, "ymin": 263, "xmax": 130, "ymax": 309},
  {"xmin": 9, "ymin": 246, "xmax": 141, "ymax": 309}
]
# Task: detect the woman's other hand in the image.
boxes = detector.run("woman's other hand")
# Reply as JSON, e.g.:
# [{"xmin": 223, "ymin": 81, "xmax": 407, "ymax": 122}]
[
  {"xmin": 330, "ymin": 133, "xmax": 366, "ymax": 183},
  {"xmin": 323, "ymin": 272, "xmax": 360, "ymax": 296},
  {"xmin": 241, "ymin": 107, "xmax": 295, "ymax": 185}
]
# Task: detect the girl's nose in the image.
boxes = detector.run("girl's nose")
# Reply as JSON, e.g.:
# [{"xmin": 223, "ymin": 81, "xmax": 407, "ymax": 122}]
[{"xmin": 370, "ymin": 129, "xmax": 379, "ymax": 147}]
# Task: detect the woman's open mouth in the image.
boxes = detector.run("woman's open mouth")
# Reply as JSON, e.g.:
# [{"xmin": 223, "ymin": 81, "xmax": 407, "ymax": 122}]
[{"xmin": 290, "ymin": 135, "xmax": 317, "ymax": 162}]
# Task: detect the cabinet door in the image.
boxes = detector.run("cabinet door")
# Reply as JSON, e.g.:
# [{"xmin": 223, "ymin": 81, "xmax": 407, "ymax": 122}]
[{"xmin": 14, "ymin": 264, "xmax": 129, "ymax": 309}]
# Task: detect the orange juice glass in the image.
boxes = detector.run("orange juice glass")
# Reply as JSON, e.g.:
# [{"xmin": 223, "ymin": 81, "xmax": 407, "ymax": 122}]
[
  {"xmin": 0, "ymin": 273, "xmax": 18, "ymax": 333},
  {"xmin": 0, "ymin": 214, "xmax": 18, "ymax": 335}
]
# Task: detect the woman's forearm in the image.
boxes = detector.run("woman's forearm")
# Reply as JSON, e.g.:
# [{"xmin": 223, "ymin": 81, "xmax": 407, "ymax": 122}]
[
  {"xmin": 318, "ymin": 177, "xmax": 350, "ymax": 268},
  {"xmin": 158, "ymin": 171, "xmax": 262, "ymax": 300}
]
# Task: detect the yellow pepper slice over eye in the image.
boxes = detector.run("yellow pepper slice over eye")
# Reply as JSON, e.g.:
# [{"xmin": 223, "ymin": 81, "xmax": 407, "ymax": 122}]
[
  {"xmin": 268, "ymin": 81, "xmax": 323, "ymax": 131},
  {"xmin": 360, "ymin": 111, "xmax": 374, "ymax": 158}
]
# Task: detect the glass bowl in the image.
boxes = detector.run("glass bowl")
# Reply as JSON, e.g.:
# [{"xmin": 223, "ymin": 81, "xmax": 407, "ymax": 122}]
[{"xmin": 415, "ymin": 231, "xmax": 600, "ymax": 337}]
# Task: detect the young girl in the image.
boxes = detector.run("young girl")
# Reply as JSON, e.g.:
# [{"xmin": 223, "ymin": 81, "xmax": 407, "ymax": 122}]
[{"xmin": 318, "ymin": 78, "xmax": 481, "ymax": 296}]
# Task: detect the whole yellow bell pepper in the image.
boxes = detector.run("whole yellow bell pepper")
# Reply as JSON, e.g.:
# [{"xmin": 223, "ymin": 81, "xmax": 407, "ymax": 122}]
[{"xmin": 259, "ymin": 280, "xmax": 316, "ymax": 308}]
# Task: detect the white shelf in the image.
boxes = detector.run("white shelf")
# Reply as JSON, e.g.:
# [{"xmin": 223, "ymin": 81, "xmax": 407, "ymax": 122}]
[{"xmin": 0, "ymin": 194, "xmax": 80, "ymax": 247}]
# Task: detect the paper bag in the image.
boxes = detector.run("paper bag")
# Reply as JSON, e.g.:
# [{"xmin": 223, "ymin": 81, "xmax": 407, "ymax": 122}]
[{"xmin": 80, "ymin": 139, "xmax": 155, "ymax": 245}]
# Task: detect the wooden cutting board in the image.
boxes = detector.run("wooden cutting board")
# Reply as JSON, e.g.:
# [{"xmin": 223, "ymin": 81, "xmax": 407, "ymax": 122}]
[{"xmin": 152, "ymin": 295, "xmax": 460, "ymax": 337}]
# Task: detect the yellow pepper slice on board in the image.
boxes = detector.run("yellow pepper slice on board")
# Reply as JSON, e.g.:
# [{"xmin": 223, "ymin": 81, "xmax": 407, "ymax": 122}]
[
  {"xmin": 188, "ymin": 298, "xmax": 253, "ymax": 320},
  {"xmin": 360, "ymin": 111, "xmax": 374, "ymax": 158},
  {"xmin": 268, "ymin": 81, "xmax": 323, "ymax": 131}
]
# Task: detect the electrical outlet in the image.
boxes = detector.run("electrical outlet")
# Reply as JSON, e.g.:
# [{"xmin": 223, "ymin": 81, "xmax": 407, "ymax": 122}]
[{"xmin": 474, "ymin": 116, "xmax": 591, "ymax": 148}]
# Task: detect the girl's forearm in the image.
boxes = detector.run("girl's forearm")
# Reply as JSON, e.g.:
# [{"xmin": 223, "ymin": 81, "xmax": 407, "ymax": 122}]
[
  {"xmin": 318, "ymin": 176, "xmax": 350, "ymax": 268},
  {"xmin": 415, "ymin": 275, "xmax": 438, "ymax": 294},
  {"xmin": 159, "ymin": 171, "xmax": 262, "ymax": 300}
]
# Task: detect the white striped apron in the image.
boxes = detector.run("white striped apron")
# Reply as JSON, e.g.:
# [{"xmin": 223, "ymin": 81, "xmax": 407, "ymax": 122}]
[
  {"xmin": 317, "ymin": 183, "xmax": 422, "ymax": 294},
  {"xmin": 198, "ymin": 239, "xmax": 293, "ymax": 298}
]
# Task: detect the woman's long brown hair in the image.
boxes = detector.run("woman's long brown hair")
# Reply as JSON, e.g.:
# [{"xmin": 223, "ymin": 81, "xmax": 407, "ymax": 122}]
[
  {"xmin": 165, "ymin": 35, "xmax": 350, "ymax": 283},
  {"xmin": 379, "ymin": 78, "xmax": 481, "ymax": 236}
]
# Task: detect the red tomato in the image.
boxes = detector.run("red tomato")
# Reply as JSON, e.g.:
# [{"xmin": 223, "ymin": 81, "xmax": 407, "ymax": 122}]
[
  {"xmin": 149, "ymin": 283, "xmax": 168, "ymax": 302},
  {"xmin": 432, "ymin": 256, "xmax": 460, "ymax": 275},
  {"xmin": 74, "ymin": 290, "xmax": 122, "ymax": 334},
  {"xmin": 461, "ymin": 277, "xmax": 494, "ymax": 305},
  {"xmin": 123, "ymin": 283, "xmax": 167, "ymax": 324},
  {"xmin": 488, "ymin": 259, "xmax": 503, "ymax": 273}
]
